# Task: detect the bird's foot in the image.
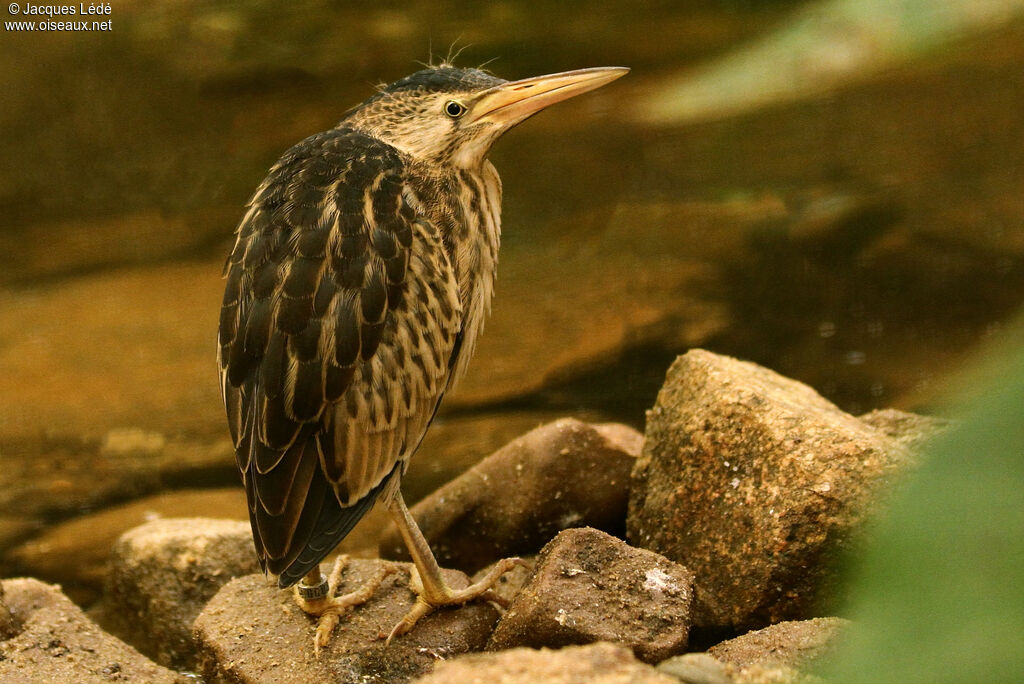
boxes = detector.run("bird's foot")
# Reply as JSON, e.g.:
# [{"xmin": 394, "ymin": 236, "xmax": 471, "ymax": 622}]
[
  {"xmin": 386, "ymin": 556, "xmax": 529, "ymax": 645},
  {"xmin": 294, "ymin": 555, "xmax": 396, "ymax": 655}
]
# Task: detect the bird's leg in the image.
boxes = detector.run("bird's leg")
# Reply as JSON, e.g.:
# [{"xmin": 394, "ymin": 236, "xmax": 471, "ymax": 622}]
[
  {"xmin": 293, "ymin": 554, "xmax": 396, "ymax": 655},
  {"xmin": 386, "ymin": 491, "xmax": 528, "ymax": 644}
]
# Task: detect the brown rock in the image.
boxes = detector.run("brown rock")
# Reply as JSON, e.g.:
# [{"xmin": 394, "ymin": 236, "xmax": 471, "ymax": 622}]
[
  {"xmin": 0, "ymin": 578, "xmax": 185, "ymax": 683},
  {"xmin": 858, "ymin": 408, "xmax": 948, "ymax": 450},
  {"xmin": 0, "ymin": 263, "xmax": 227, "ymax": 442},
  {"xmin": 708, "ymin": 617, "xmax": 848, "ymax": 671},
  {"xmin": 447, "ymin": 230, "xmax": 726, "ymax": 408},
  {"xmin": 488, "ymin": 527, "xmax": 694, "ymax": 663},
  {"xmin": 628, "ymin": 350, "xmax": 915, "ymax": 631},
  {"xmin": 414, "ymin": 642, "xmax": 679, "ymax": 684},
  {"xmin": 193, "ymin": 559, "xmax": 499, "ymax": 683},
  {"xmin": 401, "ymin": 410, "xmax": 602, "ymax": 504},
  {"xmin": 732, "ymin": 663, "xmax": 825, "ymax": 684},
  {"xmin": 0, "ymin": 583, "xmax": 21, "ymax": 640},
  {"xmin": 0, "ymin": 427, "xmax": 237, "ymax": 522},
  {"xmin": 656, "ymin": 652, "xmax": 734, "ymax": 684},
  {"xmin": 380, "ymin": 418, "xmax": 642, "ymax": 574},
  {"xmin": 102, "ymin": 517, "xmax": 260, "ymax": 669},
  {"xmin": 8, "ymin": 488, "xmax": 247, "ymax": 605}
]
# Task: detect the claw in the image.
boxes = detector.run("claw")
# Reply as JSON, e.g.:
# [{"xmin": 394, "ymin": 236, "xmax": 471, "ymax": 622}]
[
  {"xmin": 386, "ymin": 556, "xmax": 529, "ymax": 643},
  {"xmin": 386, "ymin": 596, "xmax": 434, "ymax": 645},
  {"xmin": 385, "ymin": 491, "xmax": 532, "ymax": 643},
  {"xmin": 294, "ymin": 556, "xmax": 396, "ymax": 656},
  {"xmin": 314, "ymin": 609, "xmax": 341, "ymax": 656}
]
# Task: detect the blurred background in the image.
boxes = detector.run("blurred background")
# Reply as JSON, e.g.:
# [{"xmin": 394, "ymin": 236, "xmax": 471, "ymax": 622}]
[{"xmin": 1, "ymin": 0, "xmax": 1023, "ymax": 608}]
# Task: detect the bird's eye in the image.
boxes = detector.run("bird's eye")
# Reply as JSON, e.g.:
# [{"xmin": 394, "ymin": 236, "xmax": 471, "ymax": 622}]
[{"xmin": 444, "ymin": 100, "xmax": 467, "ymax": 118}]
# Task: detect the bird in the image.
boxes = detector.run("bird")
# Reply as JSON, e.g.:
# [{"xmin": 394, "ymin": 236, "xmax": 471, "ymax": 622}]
[{"xmin": 217, "ymin": 62, "xmax": 628, "ymax": 648}]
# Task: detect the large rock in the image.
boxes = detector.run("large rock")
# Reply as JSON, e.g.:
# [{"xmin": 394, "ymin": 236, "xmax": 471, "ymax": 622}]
[
  {"xmin": 8, "ymin": 488, "xmax": 247, "ymax": 605},
  {"xmin": 414, "ymin": 642, "xmax": 679, "ymax": 684},
  {"xmin": 102, "ymin": 517, "xmax": 260, "ymax": 669},
  {"xmin": 708, "ymin": 617, "xmax": 848, "ymax": 671},
  {"xmin": 488, "ymin": 527, "xmax": 694, "ymax": 663},
  {"xmin": 0, "ymin": 428, "xmax": 236, "ymax": 525},
  {"xmin": 628, "ymin": 350, "xmax": 920, "ymax": 631},
  {"xmin": 0, "ymin": 578, "xmax": 185, "ymax": 683},
  {"xmin": 857, "ymin": 409, "xmax": 949, "ymax": 451},
  {"xmin": 193, "ymin": 559, "xmax": 499, "ymax": 683},
  {"xmin": 381, "ymin": 418, "xmax": 643, "ymax": 574}
]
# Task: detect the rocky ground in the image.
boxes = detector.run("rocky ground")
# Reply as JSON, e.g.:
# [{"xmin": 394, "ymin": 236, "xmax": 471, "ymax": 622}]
[{"xmin": 0, "ymin": 349, "xmax": 945, "ymax": 682}]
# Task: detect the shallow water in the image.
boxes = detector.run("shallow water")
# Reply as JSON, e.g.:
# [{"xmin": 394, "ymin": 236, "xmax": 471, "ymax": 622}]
[{"xmin": 1, "ymin": 1, "xmax": 1023, "ymax": 598}]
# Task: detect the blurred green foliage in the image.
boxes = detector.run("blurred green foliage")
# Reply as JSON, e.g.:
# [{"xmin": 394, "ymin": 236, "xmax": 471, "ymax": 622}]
[{"xmin": 823, "ymin": 320, "xmax": 1024, "ymax": 682}]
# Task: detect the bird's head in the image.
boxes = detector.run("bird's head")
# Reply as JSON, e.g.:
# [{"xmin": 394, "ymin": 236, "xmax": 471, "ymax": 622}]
[{"xmin": 343, "ymin": 65, "xmax": 628, "ymax": 168}]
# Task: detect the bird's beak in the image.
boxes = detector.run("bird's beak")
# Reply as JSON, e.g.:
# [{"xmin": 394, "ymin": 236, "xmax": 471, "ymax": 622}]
[{"xmin": 466, "ymin": 66, "xmax": 630, "ymax": 127}]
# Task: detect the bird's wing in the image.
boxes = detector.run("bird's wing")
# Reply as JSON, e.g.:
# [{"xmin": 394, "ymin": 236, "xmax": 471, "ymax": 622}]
[{"xmin": 217, "ymin": 128, "xmax": 460, "ymax": 580}]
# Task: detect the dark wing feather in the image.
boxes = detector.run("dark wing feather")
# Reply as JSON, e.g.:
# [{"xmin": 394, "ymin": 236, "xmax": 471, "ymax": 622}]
[
  {"xmin": 276, "ymin": 461, "xmax": 400, "ymax": 587},
  {"xmin": 217, "ymin": 127, "xmax": 461, "ymax": 583}
]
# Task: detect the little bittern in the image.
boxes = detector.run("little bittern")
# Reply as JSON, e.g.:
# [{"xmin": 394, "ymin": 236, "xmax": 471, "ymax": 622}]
[{"xmin": 217, "ymin": 64, "xmax": 628, "ymax": 646}]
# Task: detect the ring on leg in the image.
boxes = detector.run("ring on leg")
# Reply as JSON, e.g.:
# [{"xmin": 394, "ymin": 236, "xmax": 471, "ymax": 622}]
[
  {"xmin": 297, "ymin": 574, "xmax": 330, "ymax": 601},
  {"xmin": 292, "ymin": 555, "xmax": 396, "ymax": 655}
]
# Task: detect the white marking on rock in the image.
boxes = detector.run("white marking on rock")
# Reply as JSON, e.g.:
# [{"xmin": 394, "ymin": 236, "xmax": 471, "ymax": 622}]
[{"xmin": 644, "ymin": 567, "xmax": 680, "ymax": 600}]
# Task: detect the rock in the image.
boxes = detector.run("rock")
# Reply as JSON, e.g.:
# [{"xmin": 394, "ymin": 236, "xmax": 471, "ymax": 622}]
[
  {"xmin": 193, "ymin": 559, "xmax": 499, "ymax": 683},
  {"xmin": 102, "ymin": 517, "xmax": 260, "ymax": 669},
  {"xmin": 708, "ymin": 618, "xmax": 848, "ymax": 672},
  {"xmin": 447, "ymin": 229, "xmax": 727, "ymax": 409},
  {"xmin": 5, "ymin": 4, "xmax": 1024, "ymax": 523},
  {"xmin": 657, "ymin": 652, "xmax": 826, "ymax": 684},
  {"xmin": 380, "ymin": 418, "xmax": 643, "ymax": 574},
  {"xmin": 0, "ymin": 410, "xmax": 579, "ymax": 566},
  {"xmin": 414, "ymin": 641, "xmax": 679, "ymax": 684},
  {"xmin": 731, "ymin": 663, "xmax": 824, "ymax": 684},
  {"xmin": 0, "ymin": 211, "xmax": 721, "ymax": 459},
  {"xmin": 707, "ymin": 618, "xmax": 848, "ymax": 672},
  {"xmin": 4, "ymin": 411, "xmax": 585, "ymax": 602},
  {"xmin": 0, "ymin": 262, "xmax": 228, "ymax": 442},
  {"xmin": 858, "ymin": 408, "xmax": 949, "ymax": 450},
  {"xmin": 0, "ymin": 578, "xmax": 185, "ymax": 683},
  {"xmin": 656, "ymin": 653, "xmax": 734, "ymax": 684},
  {"xmin": 0, "ymin": 430, "xmax": 236, "ymax": 522},
  {"xmin": 7, "ymin": 487, "xmax": 248, "ymax": 605},
  {"xmin": 0, "ymin": 583, "xmax": 21, "ymax": 640},
  {"xmin": 660, "ymin": 650, "xmax": 829, "ymax": 684},
  {"xmin": 488, "ymin": 527, "xmax": 694, "ymax": 663},
  {"xmin": 628, "ymin": 350, "xmax": 916, "ymax": 631},
  {"xmin": 401, "ymin": 410, "xmax": 601, "ymax": 505},
  {"xmin": 100, "ymin": 427, "xmax": 167, "ymax": 456}
]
